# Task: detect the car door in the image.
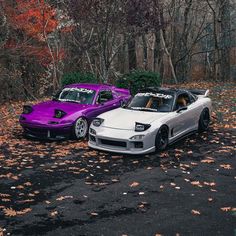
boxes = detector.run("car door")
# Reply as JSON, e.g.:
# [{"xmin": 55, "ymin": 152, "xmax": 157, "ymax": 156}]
[
  {"xmin": 173, "ymin": 92, "xmax": 194, "ymax": 136},
  {"xmin": 96, "ymin": 90, "xmax": 118, "ymax": 115}
]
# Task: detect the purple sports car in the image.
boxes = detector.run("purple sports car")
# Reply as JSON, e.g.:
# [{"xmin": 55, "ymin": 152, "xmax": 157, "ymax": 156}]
[{"xmin": 19, "ymin": 83, "xmax": 131, "ymax": 140}]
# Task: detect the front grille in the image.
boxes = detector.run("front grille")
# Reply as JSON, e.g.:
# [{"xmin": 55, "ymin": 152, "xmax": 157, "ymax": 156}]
[
  {"xmin": 24, "ymin": 127, "xmax": 69, "ymax": 139},
  {"xmin": 25, "ymin": 127, "xmax": 48, "ymax": 138},
  {"xmin": 100, "ymin": 139, "xmax": 127, "ymax": 148}
]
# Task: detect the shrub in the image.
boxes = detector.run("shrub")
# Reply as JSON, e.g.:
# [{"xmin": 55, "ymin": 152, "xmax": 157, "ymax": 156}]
[
  {"xmin": 116, "ymin": 70, "xmax": 161, "ymax": 95},
  {"xmin": 61, "ymin": 72, "xmax": 99, "ymax": 86}
]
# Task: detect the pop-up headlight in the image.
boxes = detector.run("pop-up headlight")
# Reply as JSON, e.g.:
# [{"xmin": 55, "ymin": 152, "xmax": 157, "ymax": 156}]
[
  {"xmin": 54, "ymin": 109, "xmax": 67, "ymax": 119},
  {"xmin": 93, "ymin": 118, "xmax": 104, "ymax": 127},
  {"xmin": 135, "ymin": 122, "xmax": 151, "ymax": 132},
  {"xmin": 23, "ymin": 105, "xmax": 33, "ymax": 114}
]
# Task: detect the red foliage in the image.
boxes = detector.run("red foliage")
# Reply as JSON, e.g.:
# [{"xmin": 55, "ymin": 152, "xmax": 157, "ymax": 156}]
[
  {"xmin": 5, "ymin": 0, "xmax": 68, "ymax": 66},
  {"xmin": 7, "ymin": 0, "xmax": 58, "ymax": 40}
]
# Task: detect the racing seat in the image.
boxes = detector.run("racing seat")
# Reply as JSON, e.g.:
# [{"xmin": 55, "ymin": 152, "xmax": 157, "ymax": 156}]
[
  {"xmin": 146, "ymin": 97, "xmax": 160, "ymax": 110},
  {"xmin": 176, "ymin": 96, "xmax": 187, "ymax": 109}
]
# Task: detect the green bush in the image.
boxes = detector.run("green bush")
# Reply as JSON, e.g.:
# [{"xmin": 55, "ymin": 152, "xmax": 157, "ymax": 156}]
[
  {"xmin": 116, "ymin": 70, "xmax": 161, "ymax": 95},
  {"xmin": 61, "ymin": 72, "xmax": 99, "ymax": 86}
]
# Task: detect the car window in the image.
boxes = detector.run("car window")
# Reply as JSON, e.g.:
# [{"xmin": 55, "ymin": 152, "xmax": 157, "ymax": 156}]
[
  {"xmin": 175, "ymin": 93, "xmax": 192, "ymax": 110},
  {"xmin": 57, "ymin": 88, "xmax": 96, "ymax": 104},
  {"xmin": 126, "ymin": 92, "xmax": 174, "ymax": 112},
  {"xmin": 97, "ymin": 90, "xmax": 113, "ymax": 104}
]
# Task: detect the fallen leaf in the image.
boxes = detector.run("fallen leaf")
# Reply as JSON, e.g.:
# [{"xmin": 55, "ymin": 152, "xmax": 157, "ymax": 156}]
[
  {"xmin": 221, "ymin": 207, "xmax": 231, "ymax": 212},
  {"xmin": 203, "ymin": 182, "xmax": 216, "ymax": 186},
  {"xmin": 50, "ymin": 210, "xmax": 58, "ymax": 217},
  {"xmin": 3, "ymin": 208, "xmax": 17, "ymax": 217},
  {"xmin": 129, "ymin": 182, "xmax": 140, "ymax": 187},
  {"xmin": 90, "ymin": 212, "xmax": 98, "ymax": 216},
  {"xmin": 17, "ymin": 208, "xmax": 32, "ymax": 215},
  {"xmin": 201, "ymin": 158, "xmax": 215, "ymax": 164},
  {"xmin": 220, "ymin": 164, "xmax": 232, "ymax": 170},
  {"xmin": 56, "ymin": 195, "xmax": 73, "ymax": 201},
  {"xmin": 191, "ymin": 209, "xmax": 201, "ymax": 215}
]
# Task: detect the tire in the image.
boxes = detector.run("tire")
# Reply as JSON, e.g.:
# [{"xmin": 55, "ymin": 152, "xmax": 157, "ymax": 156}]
[
  {"xmin": 73, "ymin": 117, "xmax": 88, "ymax": 139},
  {"xmin": 198, "ymin": 108, "xmax": 210, "ymax": 132},
  {"xmin": 155, "ymin": 126, "xmax": 169, "ymax": 151}
]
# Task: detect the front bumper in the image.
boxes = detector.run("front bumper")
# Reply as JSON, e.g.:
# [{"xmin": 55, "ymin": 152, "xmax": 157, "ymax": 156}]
[
  {"xmin": 20, "ymin": 122, "xmax": 73, "ymax": 140},
  {"xmin": 88, "ymin": 127, "xmax": 156, "ymax": 155}
]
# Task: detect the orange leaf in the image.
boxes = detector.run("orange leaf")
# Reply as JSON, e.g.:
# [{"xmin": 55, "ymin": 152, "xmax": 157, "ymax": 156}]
[
  {"xmin": 221, "ymin": 207, "xmax": 231, "ymax": 212},
  {"xmin": 129, "ymin": 182, "xmax": 140, "ymax": 187},
  {"xmin": 191, "ymin": 209, "xmax": 201, "ymax": 215}
]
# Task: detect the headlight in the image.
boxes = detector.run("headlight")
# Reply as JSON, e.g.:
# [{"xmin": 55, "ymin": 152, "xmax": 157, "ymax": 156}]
[
  {"xmin": 93, "ymin": 118, "xmax": 104, "ymax": 127},
  {"xmin": 130, "ymin": 135, "xmax": 145, "ymax": 140},
  {"xmin": 135, "ymin": 122, "xmax": 151, "ymax": 132},
  {"xmin": 23, "ymin": 105, "xmax": 33, "ymax": 114},
  {"xmin": 54, "ymin": 109, "xmax": 67, "ymax": 119}
]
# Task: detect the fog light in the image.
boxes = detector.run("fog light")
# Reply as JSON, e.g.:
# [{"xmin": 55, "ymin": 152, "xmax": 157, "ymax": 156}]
[
  {"xmin": 90, "ymin": 135, "xmax": 96, "ymax": 142},
  {"xmin": 134, "ymin": 142, "xmax": 143, "ymax": 148},
  {"xmin": 130, "ymin": 135, "xmax": 145, "ymax": 140},
  {"xmin": 90, "ymin": 128, "xmax": 96, "ymax": 135}
]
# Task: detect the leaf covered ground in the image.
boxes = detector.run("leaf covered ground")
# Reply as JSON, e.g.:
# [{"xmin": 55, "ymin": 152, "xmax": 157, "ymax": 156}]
[{"xmin": 0, "ymin": 82, "xmax": 235, "ymax": 236}]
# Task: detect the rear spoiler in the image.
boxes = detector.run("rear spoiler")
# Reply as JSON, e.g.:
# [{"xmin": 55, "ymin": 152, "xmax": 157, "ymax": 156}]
[
  {"xmin": 114, "ymin": 87, "xmax": 131, "ymax": 96},
  {"xmin": 188, "ymin": 89, "xmax": 210, "ymax": 97}
]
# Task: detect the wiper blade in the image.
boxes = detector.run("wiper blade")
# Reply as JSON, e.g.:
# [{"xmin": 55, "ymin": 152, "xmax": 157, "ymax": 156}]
[
  {"xmin": 130, "ymin": 107, "xmax": 157, "ymax": 112},
  {"xmin": 139, "ymin": 109, "xmax": 156, "ymax": 112},
  {"xmin": 63, "ymin": 100, "xmax": 79, "ymax": 104}
]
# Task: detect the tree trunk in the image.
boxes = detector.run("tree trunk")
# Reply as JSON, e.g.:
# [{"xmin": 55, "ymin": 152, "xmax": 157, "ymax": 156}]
[
  {"xmin": 220, "ymin": 0, "xmax": 231, "ymax": 81},
  {"xmin": 128, "ymin": 37, "xmax": 136, "ymax": 71},
  {"xmin": 135, "ymin": 35, "xmax": 145, "ymax": 70},
  {"xmin": 160, "ymin": 29, "xmax": 178, "ymax": 84},
  {"xmin": 146, "ymin": 32, "xmax": 155, "ymax": 71}
]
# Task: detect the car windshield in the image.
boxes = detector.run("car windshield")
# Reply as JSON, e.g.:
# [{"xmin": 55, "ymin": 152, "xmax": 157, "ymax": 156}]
[
  {"xmin": 57, "ymin": 88, "xmax": 96, "ymax": 104},
  {"xmin": 126, "ymin": 92, "xmax": 174, "ymax": 112}
]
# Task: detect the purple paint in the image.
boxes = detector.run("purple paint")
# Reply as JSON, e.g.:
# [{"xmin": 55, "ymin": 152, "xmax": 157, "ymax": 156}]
[{"xmin": 19, "ymin": 83, "xmax": 131, "ymax": 140}]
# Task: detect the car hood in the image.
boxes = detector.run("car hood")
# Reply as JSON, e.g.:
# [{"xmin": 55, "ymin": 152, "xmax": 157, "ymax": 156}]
[
  {"xmin": 31, "ymin": 101, "xmax": 90, "ymax": 117},
  {"xmin": 100, "ymin": 108, "xmax": 169, "ymax": 130}
]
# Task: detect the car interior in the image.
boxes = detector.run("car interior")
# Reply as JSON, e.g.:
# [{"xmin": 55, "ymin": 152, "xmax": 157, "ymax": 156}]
[
  {"xmin": 97, "ymin": 90, "xmax": 113, "ymax": 104},
  {"xmin": 146, "ymin": 97, "xmax": 172, "ymax": 112},
  {"xmin": 175, "ymin": 93, "xmax": 191, "ymax": 110}
]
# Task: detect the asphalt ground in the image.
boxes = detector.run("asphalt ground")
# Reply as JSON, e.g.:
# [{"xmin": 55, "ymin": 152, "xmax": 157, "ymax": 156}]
[
  {"xmin": 0, "ymin": 82, "xmax": 235, "ymax": 236},
  {"xmin": 0, "ymin": 126, "xmax": 235, "ymax": 236}
]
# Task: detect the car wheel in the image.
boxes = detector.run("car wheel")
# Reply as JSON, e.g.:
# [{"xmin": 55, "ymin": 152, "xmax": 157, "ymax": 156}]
[
  {"xmin": 198, "ymin": 108, "xmax": 210, "ymax": 132},
  {"xmin": 155, "ymin": 126, "xmax": 169, "ymax": 151},
  {"xmin": 73, "ymin": 117, "xmax": 88, "ymax": 139}
]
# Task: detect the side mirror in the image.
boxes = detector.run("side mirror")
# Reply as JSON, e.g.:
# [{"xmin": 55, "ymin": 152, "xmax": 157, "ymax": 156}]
[
  {"xmin": 177, "ymin": 106, "xmax": 188, "ymax": 113},
  {"xmin": 121, "ymin": 102, "xmax": 126, "ymax": 108},
  {"xmin": 52, "ymin": 95, "xmax": 57, "ymax": 101}
]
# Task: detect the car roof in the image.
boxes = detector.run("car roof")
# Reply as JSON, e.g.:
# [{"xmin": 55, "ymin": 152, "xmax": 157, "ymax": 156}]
[{"xmin": 64, "ymin": 83, "xmax": 113, "ymax": 91}]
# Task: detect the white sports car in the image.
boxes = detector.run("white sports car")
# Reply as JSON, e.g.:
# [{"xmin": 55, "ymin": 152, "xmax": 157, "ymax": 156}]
[{"xmin": 88, "ymin": 88, "xmax": 212, "ymax": 154}]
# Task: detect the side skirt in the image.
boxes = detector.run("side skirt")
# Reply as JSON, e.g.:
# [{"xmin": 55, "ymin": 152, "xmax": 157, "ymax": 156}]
[{"xmin": 168, "ymin": 130, "xmax": 198, "ymax": 146}]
